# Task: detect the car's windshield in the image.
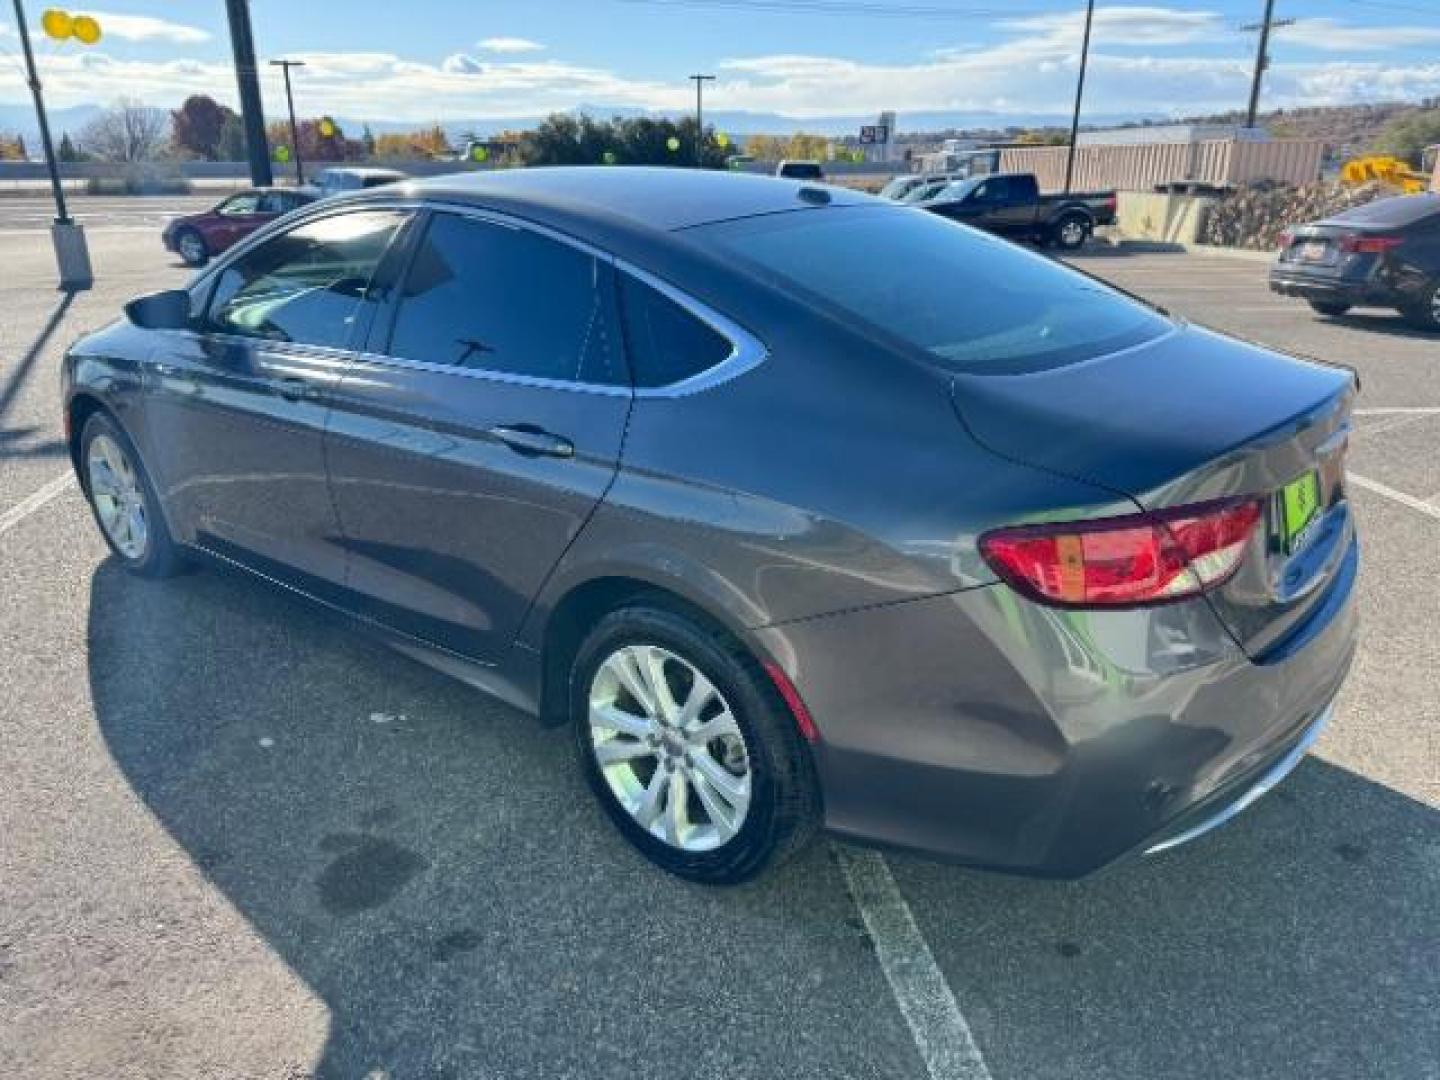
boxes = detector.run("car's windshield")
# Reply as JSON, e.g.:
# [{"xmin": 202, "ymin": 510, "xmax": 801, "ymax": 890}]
[
  {"xmin": 698, "ymin": 206, "xmax": 1171, "ymax": 373},
  {"xmin": 901, "ymin": 182, "xmax": 944, "ymax": 203},
  {"xmin": 935, "ymin": 178, "xmax": 981, "ymax": 202},
  {"xmin": 877, "ymin": 176, "xmax": 913, "ymax": 199}
]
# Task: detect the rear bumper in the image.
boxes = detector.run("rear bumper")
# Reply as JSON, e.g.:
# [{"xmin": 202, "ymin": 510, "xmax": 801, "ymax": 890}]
[
  {"xmin": 758, "ymin": 538, "xmax": 1358, "ymax": 877},
  {"xmin": 1269, "ymin": 266, "xmax": 1397, "ymax": 306}
]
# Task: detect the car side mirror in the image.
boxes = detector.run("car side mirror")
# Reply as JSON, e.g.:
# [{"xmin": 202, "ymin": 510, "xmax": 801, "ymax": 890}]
[{"xmin": 124, "ymin": 289, "xmax": 191, "ymax": 331}]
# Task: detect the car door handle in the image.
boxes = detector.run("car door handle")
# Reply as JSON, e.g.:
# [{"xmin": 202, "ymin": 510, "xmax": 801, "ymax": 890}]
[
  {"xmin": 274, "ymin": 377, "xmax": 323, "ymax": 403},
  {"xmin": 489, "ymin": 424, "xmax": 574, "ymax": 459}
]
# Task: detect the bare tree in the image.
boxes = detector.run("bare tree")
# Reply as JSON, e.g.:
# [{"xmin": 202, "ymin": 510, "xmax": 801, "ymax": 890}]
[{"xmin": 79, "ymin": 98, "xmax": 171, "ymax": 163}]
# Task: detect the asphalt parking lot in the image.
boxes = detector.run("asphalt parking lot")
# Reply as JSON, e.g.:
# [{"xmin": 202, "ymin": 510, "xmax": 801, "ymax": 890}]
[{"xmin": 1, "ymin": 212, "xmax": 1436, "ymax": 1080}]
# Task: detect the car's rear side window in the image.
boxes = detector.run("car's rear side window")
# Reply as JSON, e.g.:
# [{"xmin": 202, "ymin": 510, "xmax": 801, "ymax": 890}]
[
  {"xmin": 1331, "ymin": 194, "xmax": 1440, "ymax": 228},
  {"xmin": 698, "ymin": 206, "xmax": 1171, "ymax": 373},
  {"xmin": 618, "ymin": 275, "xmax": 734, "ymax": 388},
  {"xmin": 206, "ymin": 209, "xmax": 407, "ymax": 349},
  {"xmin": 385, "ymin": 212, "xmax": 621, "ymax": 385}
]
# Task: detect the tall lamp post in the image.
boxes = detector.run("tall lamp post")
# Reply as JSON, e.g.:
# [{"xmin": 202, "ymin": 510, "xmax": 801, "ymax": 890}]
[
  {"xmin": 689, "ymin": 74, "xmax": 715, "ymax": 168},
  {"xmin": 270, "ymin": 59, "xmax": 306, "ymax": 184},
  {"xmin": 1062, "ymin": 0, "xmax": 1096, "ymax": 195},
  {"xmin": 14, "ymin": 2, "xmax": 95, "ymax": 287}
]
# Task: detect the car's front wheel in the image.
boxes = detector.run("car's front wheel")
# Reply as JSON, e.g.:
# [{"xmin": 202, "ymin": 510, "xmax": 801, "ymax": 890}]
[
  {"xmin": 1399, "ymin": 280, "xmax": 1440, "ymax": 332},
  {"xmin": 174, "ymin": 228, "xmax": 208, "ymax": 267},
  {"xmin": 1308, "ymin": 300, "xmax": 1352, "ymax": 318},
  {"xmin": 570, "ymin": 604, "xmax": 820, "ymax": 884},
  {"xmin": 80, "ymin": 413, "xmax": 184, "ymax": 578}
]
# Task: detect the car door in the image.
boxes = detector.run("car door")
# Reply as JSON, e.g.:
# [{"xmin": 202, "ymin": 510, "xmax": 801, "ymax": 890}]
[
  {"xmin": 142, "ymin": 207, "xmax": 413, "ymax": 593},
  {"xmin": 322, "ymin": 208, "xmax": 632, "ymax": 662},
  {"xmin": 210, "ymin": 192, "xmax": 267, "ymax": 252}
]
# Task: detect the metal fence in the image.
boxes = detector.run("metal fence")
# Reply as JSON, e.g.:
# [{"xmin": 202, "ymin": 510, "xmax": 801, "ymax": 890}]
[{"xmin": 998, "ymin": 139, "xmax": 1326, "ymax": 193}]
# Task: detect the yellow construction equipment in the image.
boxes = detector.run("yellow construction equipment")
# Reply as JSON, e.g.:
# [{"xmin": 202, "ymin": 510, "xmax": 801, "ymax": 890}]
[{"xmin": 1341, "ymin": 154, "xmax": 1434, "ymax": 194}]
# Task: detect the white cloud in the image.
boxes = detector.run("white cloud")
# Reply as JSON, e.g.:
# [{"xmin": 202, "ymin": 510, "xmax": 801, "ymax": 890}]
[
  {"xmin": 1279, "ymin": 18, "xmax": 1440, "ymax": 52},
  {"xmin": 996, "ymin": 6, "xmax": 1225, "ymax": 48},
  {"xmin": 477, "ymin": 37, "xmax": 544, "ymax": 53},
  {"xmin": 79, "ymin": 11, "xmax": 210, "ymax": 44}
]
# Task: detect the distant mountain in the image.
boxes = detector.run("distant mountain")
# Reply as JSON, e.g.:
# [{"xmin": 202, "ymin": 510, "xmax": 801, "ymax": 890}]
[{"xmin": 0, "ymin": 103, "xmax": 104, "ymax": 147}]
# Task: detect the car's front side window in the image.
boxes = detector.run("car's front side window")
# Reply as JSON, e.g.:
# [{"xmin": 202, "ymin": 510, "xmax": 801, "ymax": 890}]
[
  {"xmin": 205, "ymin": 209, "xmax": 409, "ymax": 349},
  {"xmin": 383, "ymin": 212, "xmax": 622, "ymax": 385},
  {"xmin": 218, "ymin": 194, "xmax": 260, "ymax": 216}
]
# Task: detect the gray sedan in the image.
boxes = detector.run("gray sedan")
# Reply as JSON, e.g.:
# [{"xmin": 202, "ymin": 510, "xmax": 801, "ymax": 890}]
[{"xmin": 64, "ymin": 167, "xmax": 1358, "ymax": 883}]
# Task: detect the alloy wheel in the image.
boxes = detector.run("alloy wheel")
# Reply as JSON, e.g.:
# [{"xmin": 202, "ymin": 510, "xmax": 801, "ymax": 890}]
[
  {"xmin": 588, "ymin": 644, "xmax": 752, "ymax": 852},
  {"xmin": 86, "ymin": 433, "xmax": 149, "ymax": 560},
  {"xmin": 178, "ymin": 232, "xmax": 204, "ymax": 264},
  {"xmin": 1059, "ymin": 218, "xmax": 1087, "ymax": 247}
]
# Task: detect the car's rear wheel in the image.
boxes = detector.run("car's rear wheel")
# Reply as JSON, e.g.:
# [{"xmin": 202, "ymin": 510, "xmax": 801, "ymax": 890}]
[
  {"xmin": 570, "ymin": 604, "xmax": 820, "ymax": 884},
  {"xmin": 1308, "ymin": 300, "xmax": 1352, "ymax": 318},
  {"xmin": 1399, "ymin": 280, "xmax": 1440, "ymax": 332},
  {"xmin": 1051, "ymin": 212, "xmax": 1091, "ymax": 251},
  {"xmin": 175, "ymin": 228, "xmax": 208, "ymax": 267},
  {"xmin": 80, "ymin": 413, "xmax": 184, "ymax": 578}
]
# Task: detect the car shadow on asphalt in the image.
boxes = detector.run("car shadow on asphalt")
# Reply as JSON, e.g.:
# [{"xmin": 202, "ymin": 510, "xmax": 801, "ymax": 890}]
[
  {"xmin": 1316, "ymin": 310, "xmax": 1440, "ymax": 343},
  {"xmin": 85, "ymin": 558, "xmax": 923, "ymax": 1080},
  {"xmin": 86, "ymin": 557, "xmax": 1440, "ymax": 1080}
]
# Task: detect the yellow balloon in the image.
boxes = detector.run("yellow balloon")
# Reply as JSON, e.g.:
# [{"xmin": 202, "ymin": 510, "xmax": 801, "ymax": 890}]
[
  {"xmin": 41, "ymin": 9, "xmax": 73, "ymax": 40},
  {"xmin": 72, "ymin": 14, "xmax": 100, "ymax": 44},
  {"xmin": 666, "ymin": 136, "xmax": 680, "ymax": 152},
  {"xmin": 716, "ymin": 132, "xmax": 730, "ymax": 149},
  {"xmin": 318, "ymin": 118, "xmax": 337, "ymax": 138}
]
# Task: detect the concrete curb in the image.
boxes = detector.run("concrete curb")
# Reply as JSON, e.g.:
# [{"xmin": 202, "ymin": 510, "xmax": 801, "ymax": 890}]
[{"xmin": 1081, "ymin": 237, "xmax": 1277, "ymax": 263}]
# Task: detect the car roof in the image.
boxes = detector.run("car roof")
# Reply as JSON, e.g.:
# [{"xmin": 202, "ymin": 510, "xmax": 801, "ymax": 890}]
[
  {"xmin": 319, "ymin": 166, "xmax": 406, "ymax": 178},
  {"xmin": 1324, "ymin": 193, "xmax": 1440, "ymax": 228},
  {"xmin": 394, "ymin": 166, "xmax": 870, "ymax": 232}
]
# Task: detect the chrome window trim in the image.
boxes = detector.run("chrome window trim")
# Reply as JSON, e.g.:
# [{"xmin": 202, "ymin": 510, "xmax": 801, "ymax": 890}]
[
  {"xmin": 616, "ymin": 262, "xmax": 768, "ymax": 399},
  {"xmin": 188, "ymin": 195, "xmax": 769, "ymax": 397}
]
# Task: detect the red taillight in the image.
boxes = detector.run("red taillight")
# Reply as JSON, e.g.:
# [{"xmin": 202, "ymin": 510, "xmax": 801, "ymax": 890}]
[
  {"xmin": 979, "ymin": 499, "xmax": 1262, "ymax": 608},
  {"xmin": 1339, "ymin": 233, "xmax": 1403, "ymax": 255}
]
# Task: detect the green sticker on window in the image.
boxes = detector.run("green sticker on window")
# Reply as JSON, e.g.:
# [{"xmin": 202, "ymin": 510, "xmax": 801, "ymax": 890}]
[{"xmin": 1281, "ymin": 472, "xmax": 1321, "ymax": 552}]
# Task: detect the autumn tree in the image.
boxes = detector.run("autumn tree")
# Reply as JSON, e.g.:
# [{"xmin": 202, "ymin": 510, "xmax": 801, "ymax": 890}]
[
  {"xmin": 0, "ymin": 133, "xmax": 27, "ymax": 161},
  {"xmin": 172, "ymin": 94, "xmax": 237, "ymax": 160}
]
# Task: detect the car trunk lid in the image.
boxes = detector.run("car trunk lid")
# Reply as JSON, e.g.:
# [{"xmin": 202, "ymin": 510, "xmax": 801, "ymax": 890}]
[{"xmin": 950, "ymin": 324, "xmax": 1357, "ymax": 658}]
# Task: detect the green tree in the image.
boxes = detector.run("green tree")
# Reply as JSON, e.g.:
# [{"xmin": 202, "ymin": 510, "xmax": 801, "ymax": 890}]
[
  {"xmin": 362, "ymin": 123, "xmax": 377, "ymax": 158},
  {"xmin": 58, "ymin": 132, "xmax": 83, "ymax": 162},
  {"xmin": 522, "ymin": 113, "xmax": 728, "ymax": 168},
  {"xmin": 1368, "ymin": 107, "xmax": 1440, "ymax": 165}
]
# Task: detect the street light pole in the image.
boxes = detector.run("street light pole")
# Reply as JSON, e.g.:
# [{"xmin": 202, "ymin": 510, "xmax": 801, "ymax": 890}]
[
  {"xmin": 270, "ymin": 59, "xmax": 306, "ymax": 185},
  {"xmin": 225, "ymin": 0, "xmax": 273, "ymax": 186},
  {"xmin": 12, "ymin": 0, "xmax": 91, "ymax": 286},
  {"xmin": 689, "ymin": 74, "xmax": 715, "ymax": 168},
  {"xmin": 1063, "ymin": 0, "xmax": 1095, "ymax": 195},
  {"xmin": 12, "ymin": 0, "xmax": 69, "ymax": 223}
]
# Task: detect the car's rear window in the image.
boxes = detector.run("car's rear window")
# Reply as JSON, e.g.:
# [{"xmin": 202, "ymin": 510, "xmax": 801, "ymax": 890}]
[
  {"xmin": 698, "ymin": 206, "xmax": 1171, "ymax": 373},
  {"xmin": 1330, "ymin": 194, "xmax": 1440, "ymax": 227}
]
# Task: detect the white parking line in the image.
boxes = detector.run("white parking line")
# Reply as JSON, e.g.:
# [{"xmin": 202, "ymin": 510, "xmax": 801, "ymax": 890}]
[
  {"xmin": 1349, "ymin": 472, "xmax": 1440, "ymax": 522},
  {"xmin": 0, "ymin": 472, "xmax": 75, "ymax": 537},
  {"xmin": 835, "ymin": 846, "xmax": 992, "ymax": 1080},
  {"xmin": 1353, "ymin": 408, "xmax": 1440, "ymax": 416}
]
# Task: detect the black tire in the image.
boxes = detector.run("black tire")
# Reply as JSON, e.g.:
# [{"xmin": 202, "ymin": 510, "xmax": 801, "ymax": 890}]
[
  {"xmin": 1308, "ymin": 300, "xmax": 1352, "ymax": 318},
  {"xmin": 1051, "ymin": 211, "xmax": 1091, "ymax": 251},
  {"xmin": 79, "ymin": 412, "xmax": 185, "ymax": 578},
  {"xmin": 174, "ymin": 227, "xmax": 208, "ymax": 267},
  {"xmin": 1399, "ymin": 282, "xmax": 1440, "ymax": 332},
  {"xmin": 570, "ymin": 604, "xmax": 821, "ymax": 884}
]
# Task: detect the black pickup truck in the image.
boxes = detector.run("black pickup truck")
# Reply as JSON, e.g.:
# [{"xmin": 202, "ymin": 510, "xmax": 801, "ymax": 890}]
[{"xmin": 917, "ymin": 172, "xmax": 1117, "ymax": 250}]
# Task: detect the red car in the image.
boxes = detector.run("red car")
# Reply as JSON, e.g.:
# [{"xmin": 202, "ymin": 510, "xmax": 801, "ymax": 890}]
[{"xmin": 161, "ymin": 187, "xmax": 316, "ymax": 267}]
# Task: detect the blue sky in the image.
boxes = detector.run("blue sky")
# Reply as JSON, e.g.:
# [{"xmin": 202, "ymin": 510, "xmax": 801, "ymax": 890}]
[{"xmin": 1, "ymin": 1, "xmax": 1438, "ymax": 122}]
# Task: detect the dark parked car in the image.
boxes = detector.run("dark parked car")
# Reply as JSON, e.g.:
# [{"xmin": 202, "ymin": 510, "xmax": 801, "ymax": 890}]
[
  {"xmin": 774, "ymin": 159, "xmax": 824, "ymax": 181},
  {"xmin": 161, "ymin": 187, "xmax": 315, "ymax": 267},
  {"xmin": 67, "ymin": 168, "xmax": 1358, "ymax": 884},
  {"xmin": 919, "ymin": 172, "xmax": 1117, "ymax": 249},
  {"xmin": 1270, "ymin": 193, "xmax": 1440, "ymax": 331}
]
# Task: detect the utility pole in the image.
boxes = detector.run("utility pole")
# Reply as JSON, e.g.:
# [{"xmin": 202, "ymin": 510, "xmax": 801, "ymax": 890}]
[
  {"xmin": 226, "ymin": 0, "xmax": 272, "ymax": 186},
  {"xmin": 1241, "ymin": 0, "xmax": 1295, "ymax": 130},
  {"xmin": 270, "ymin": 59, "xmax": 306, "ymax": 184},
  {"xmin": 689, "ymin": 74, "xmax": 715, "ymax": 168},
  {"xmin": 12, "ymin": 0, "xmax": 91, "ymax": 286},
  {"xmin": 1063, "ymin": 0, "xmax": 1095, "ymax": 195}
]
